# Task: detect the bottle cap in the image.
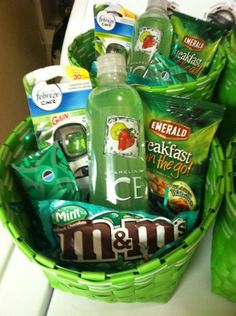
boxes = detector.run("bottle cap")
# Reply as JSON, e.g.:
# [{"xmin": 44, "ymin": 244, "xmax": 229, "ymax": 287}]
[
  {"xmin": 147, "ymin": 0, "xmax": 167, "ymax": 10},
  {"xmin": 97, "ymin": 53, "xmax": 126, "ymax": 76}
]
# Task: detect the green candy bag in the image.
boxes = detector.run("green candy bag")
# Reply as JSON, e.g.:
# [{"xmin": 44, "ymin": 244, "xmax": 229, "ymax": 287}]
[
  {"xmin": 35, "ymin": 199, "xmax": 197, "ymax": 272},
  {"xmin": 140, "ymin": 92, "xmax": 225, "ymax": 218},
  {"xmin": 170, "ymin": 11, "xmax": 224, "ymax": 78},
  {"xmin": 11, "ymin": 142, "xmax": 81, "ymax": 202}
]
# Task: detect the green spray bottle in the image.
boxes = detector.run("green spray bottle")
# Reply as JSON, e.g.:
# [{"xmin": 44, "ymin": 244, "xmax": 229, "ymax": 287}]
[
  {"xmin": 128, "ymin": 0, "xmax": 173, "ymax": 76},
  {"xmin": 86, "ymin": 53, "xmax": 148, "ymax": 211}
]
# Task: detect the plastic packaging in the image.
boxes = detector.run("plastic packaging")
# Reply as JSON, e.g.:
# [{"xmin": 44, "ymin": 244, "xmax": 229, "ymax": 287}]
[
  {"xmin": 140, "ymin": 92, "xmax": 225, "ymax": 218},
  {"xmin": 128, "ymin": 0, "xmax": 173, "ymax": 76},
  {"xmin": 170, "ymin": 11, "xmax": 224, "ymax": 78},
  {"xmin": 11, "ymin": 142, "xmax": 81, "ymax": 202},
  {"xmin": 23, "ymin": 65, "xmax": 92, "ymax": 200},
  {"xmin": 86, "ymin": 53, "xmax": 148, "ymax": 211},
  {"xmin": 35, "ymin": 199, "xmax": 198, "ymax": 271},
  {"xmin": 93, "ymin": 3, "xmax": 136, "ymax": 59},
  {"xmin": 128, "ymin": 51, "xmax": 194, "ymax": 86}
]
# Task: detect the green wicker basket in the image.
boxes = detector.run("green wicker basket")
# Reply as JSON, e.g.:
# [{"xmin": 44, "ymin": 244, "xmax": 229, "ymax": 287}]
[
  {"xmin": 68, "ymin": 29, "xmax": 226, "ymax": 101},
  {"xmin": 0, "ymin": 116, "xmax": 224, "ymax": 303},
  {"xmin": 215, "ymin": 45, "xmax": 236, "ymax": 146},
  {"xmin": 211, "ymin": 134, "xmax": 236, "ymax": 304}
]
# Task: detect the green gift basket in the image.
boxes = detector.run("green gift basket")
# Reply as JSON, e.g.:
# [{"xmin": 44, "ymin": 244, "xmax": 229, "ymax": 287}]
[
  {"xmin": 215, "ymin": 41, "xmax": 236, "ymax": 146},
  {"xmin": 216, "ymin": 45, "xmax": 236, "ymax": 106},
  {"xmin": 0, "ymin": 116, "xmax": 224, "ymax": 303},
  {"xmin": 68, "ymin": 29, "xmax": 226, "ymax": 101},
  {"xmin": 211, "ymin": 134, "xmax": 236, "ymax": 304}
]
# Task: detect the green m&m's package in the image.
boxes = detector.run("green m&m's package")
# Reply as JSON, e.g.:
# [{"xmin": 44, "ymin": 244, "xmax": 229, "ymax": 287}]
[{"xmin": 35, "ymin": 199, "xmax": 197, "ymax": 271}]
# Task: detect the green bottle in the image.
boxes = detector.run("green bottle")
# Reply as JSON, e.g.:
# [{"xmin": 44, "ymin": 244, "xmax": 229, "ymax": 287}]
[
  {"xmin": 128, "ymin": 0, "xmax": 173, "ymax": 76},
  {"xmin": 87, "ymin": 53, "xmax": 148, "ymax": 211}
]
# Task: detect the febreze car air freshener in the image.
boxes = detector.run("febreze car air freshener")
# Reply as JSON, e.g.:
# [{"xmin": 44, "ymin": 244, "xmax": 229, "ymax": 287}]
[{"xmin": 23, "ymin": 65, "xmax": 92, "ymax": 200}]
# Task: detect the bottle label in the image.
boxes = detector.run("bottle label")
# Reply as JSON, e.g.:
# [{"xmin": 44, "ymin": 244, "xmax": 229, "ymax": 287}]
[
  {"xmin": 104, "ymin": 116, "xmax": 139, "ymax": 158},
  {"xmin": 135, "ymin": 27, "xmax": 162, "ymax": 55}
]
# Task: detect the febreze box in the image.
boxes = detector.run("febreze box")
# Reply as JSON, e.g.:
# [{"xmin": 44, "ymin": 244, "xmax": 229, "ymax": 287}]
[
  {"xmin": 23, "ymin": 65, "xmax": 92, "ymax": 200},
  {"xmin": 94, "ymin": 3, "xmax": 136, "ymax": 59}
]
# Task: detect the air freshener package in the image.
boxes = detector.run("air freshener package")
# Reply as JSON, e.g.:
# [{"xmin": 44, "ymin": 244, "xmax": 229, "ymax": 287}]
[
  {"xmin": 35, "ymin": 199, "xmax": 197, "ymax": 271},
  {"xmin": 170, "ymin": 11, "xmax": 224, "ymax": 77},
  {"xmin": 94, "ymin": 3, "xmax": 136, "ymax": 59},
  {"xmin": 23, "ymin": 65, "xmax": 92, "ymax": 200},
  {"xmin": 11, "ymin": 143, "xmax": 81, "ymax": 202},
  {"xmin": 140, "ymin": 92, "xmax": 225, "ymax": 218}
]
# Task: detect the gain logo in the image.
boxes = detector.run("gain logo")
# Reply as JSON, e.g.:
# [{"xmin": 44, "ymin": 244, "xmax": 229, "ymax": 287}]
[
  {"xmin": 32, "ymin": 82, "xmax": 62, "ymax": 111},
  {"xmin": 42, "ymin": 169, "xmax": 55, "ymax": 182}
]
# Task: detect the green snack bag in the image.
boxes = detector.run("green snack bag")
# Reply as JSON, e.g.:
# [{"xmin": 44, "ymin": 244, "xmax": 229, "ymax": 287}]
[
  {"xmin": 128, "ymin": 51, "xmax": 194, "ymax": 86},
  {"xmin": 170, "ymin": 11, "xmax": 224, "ymax": 78},
  {"xmin": 143, "ymin": 51, "xmax": 194, "ymax": 85},
  {"xmin": 11, "ymin": 142, "xmax": 81, "ymax": 202},
  {"xmin": 35, "ymin": 199, "xmax": 197, "ymax": 271},
  {"xmin": 140, "ymin": 92, "xmax": 225, "ymax": 218}
]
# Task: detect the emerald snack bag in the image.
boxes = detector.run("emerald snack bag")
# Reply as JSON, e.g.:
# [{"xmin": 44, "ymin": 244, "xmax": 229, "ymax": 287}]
[
  {"xmin": 170, "ymin": 11, "xmax": 224, "ymax": 78},
  {"xmin": 140, "ymin": 92, "xmax": 225, "ymax": 218}
]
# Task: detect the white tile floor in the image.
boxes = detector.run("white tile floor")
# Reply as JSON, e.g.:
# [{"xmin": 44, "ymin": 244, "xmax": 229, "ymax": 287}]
[{"xmin": 1, "ymin": 222, "xmax": 235, "ymax": 316}]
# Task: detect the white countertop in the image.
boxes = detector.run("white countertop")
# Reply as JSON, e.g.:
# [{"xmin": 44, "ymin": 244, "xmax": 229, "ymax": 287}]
[{"xmin": 1, "ymin": 222, "xmax": 235, "ymax": 316}]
